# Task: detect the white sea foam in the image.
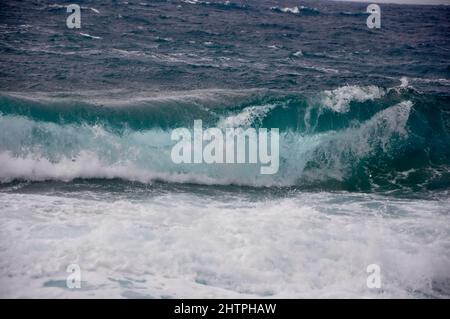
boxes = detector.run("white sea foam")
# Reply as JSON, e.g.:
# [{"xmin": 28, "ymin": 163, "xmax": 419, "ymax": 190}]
[
  {"xmin": 181, "ymin": 0, "xmax": 211, "ymax": 5},
  {"xmin": 320, "ymin": 85, "xmax": 386, "ymax": 113},
  {"xmin": 217, "ymin": 103, "xmax": 278, "ymax": 128},
  {"xmin": 400, "ymin": 76, "xmax": 409, "ymax": 88},
  {"xmin": 270, "ymin": 6, "xmax": 300, "ymax": 14},
  {"xmin": 303, "ymin": 84, "xmax": 387, "ymax": 132},
  {"xmin": 79, "ymin": 32, "xmax": 102, "ymax": 40},
  {"xmin": 181, "ymin": 0, "xmax": 199, "ymax": 4},
  {"xmin": 0, "ymin": 191, "xmax": 448, "ymax": 298}
]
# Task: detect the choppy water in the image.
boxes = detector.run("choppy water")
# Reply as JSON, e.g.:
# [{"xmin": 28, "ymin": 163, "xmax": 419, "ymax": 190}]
[{"xmin": 0, "ymin": 0, "xmax": 449, "ymax": 298}]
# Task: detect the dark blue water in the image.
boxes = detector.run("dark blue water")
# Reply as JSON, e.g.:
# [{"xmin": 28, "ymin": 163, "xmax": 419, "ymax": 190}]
[
  {"xmin": 0, "ymin": 0, "xmax": 449, "ymax": 93},
  {"xmin": 0, "ymin": 0, "xmax": 449, "ymax": 192}
]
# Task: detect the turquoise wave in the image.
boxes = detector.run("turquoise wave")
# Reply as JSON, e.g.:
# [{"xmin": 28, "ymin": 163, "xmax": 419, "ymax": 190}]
[{"xmin": 0, "ymin": 86, "xmax": 449, "ymax": 192}]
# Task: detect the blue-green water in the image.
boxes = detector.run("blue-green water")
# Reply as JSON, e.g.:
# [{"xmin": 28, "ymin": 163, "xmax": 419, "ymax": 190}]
[{"xmin": 0, "ymin": 0, "xmax": 449, "ymax": 298}]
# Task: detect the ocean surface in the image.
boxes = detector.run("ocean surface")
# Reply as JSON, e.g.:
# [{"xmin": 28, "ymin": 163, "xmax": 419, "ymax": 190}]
[{"xmin": 0, "ymin": 0, "xmax": 449, "ymax": 298}]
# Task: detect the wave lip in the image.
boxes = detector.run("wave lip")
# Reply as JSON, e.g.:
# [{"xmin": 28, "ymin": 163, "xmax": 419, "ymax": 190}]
[
  {"xmin": 217, "ymin": 103, "xmax": 278, "ymax": 128},
  {"xmin": 320, "ymin": 85, "xmax": 385, "ymax": 113}
]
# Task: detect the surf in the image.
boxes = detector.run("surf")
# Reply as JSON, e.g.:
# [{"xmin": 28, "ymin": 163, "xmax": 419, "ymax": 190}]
[{"xmin": 0, "ymin": 84, "xmax": 448, "ymax": 192}]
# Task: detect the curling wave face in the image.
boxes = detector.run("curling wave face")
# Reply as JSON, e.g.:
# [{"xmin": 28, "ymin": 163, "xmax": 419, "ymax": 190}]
[{"xmin": 0, "ymin": 83, "xmax": 449, "ymax": 193}]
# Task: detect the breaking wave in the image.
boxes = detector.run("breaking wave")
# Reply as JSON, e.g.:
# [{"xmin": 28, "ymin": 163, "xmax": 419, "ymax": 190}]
[{"xmin": 0, "ymin": 84, "xmax": 449, "ymax": 192}]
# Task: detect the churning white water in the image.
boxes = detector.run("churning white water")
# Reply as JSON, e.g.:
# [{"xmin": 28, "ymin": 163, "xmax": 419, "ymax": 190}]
[{"xmin": 0, "ymin": 189, "xmax": 449, "ymax": 298}]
